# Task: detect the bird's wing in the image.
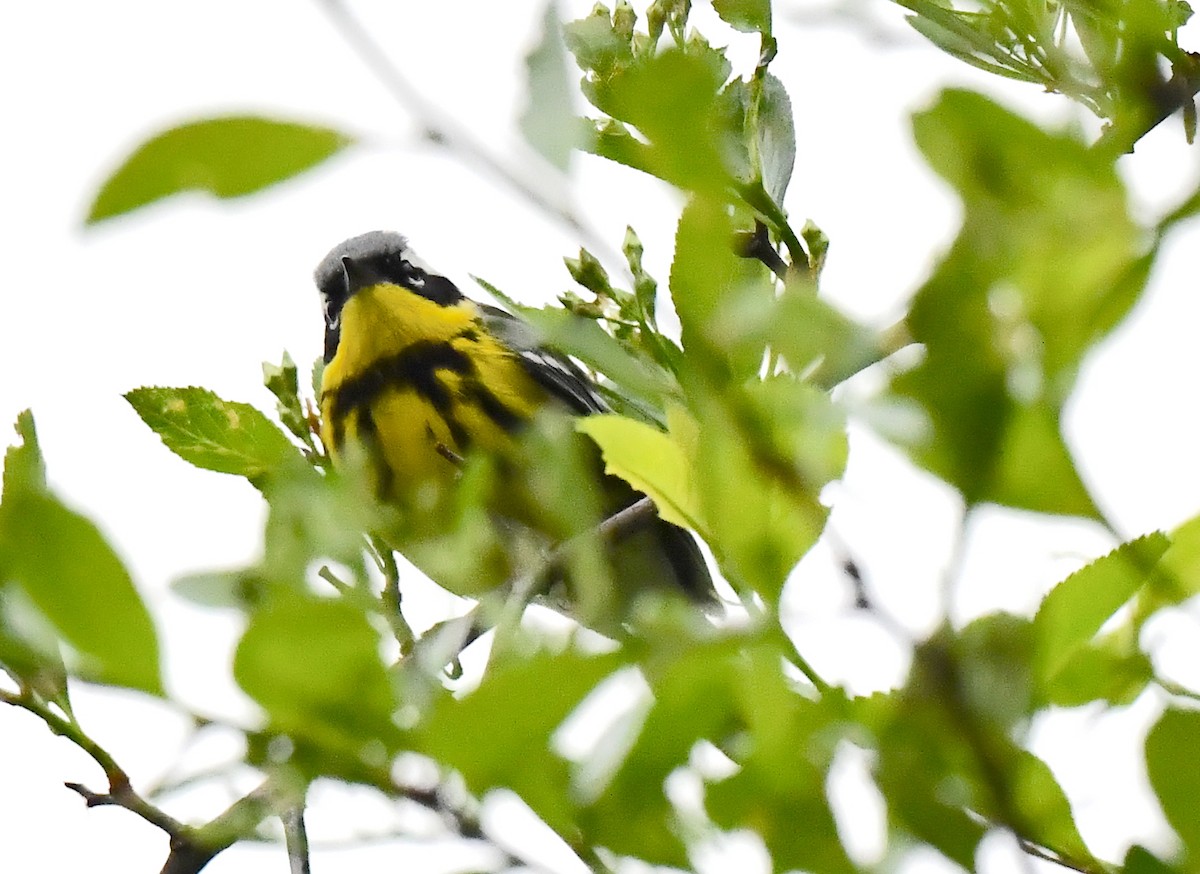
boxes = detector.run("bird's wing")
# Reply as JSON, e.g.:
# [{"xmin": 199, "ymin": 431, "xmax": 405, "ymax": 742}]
[{"xmin": 479, "ymin": 304, "xmax": 607, "ymax": 415}]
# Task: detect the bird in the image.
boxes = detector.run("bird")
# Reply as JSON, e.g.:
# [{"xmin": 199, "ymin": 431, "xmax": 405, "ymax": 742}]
[{"xmin": 314, "ymin": 231, "xmax": 714, "ymax": 620}]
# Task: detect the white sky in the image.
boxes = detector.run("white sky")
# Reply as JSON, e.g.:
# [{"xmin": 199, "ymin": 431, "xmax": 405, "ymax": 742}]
[{"xmin": 3, "ymin": 1, "xmax": 1200, "ymax": 872}]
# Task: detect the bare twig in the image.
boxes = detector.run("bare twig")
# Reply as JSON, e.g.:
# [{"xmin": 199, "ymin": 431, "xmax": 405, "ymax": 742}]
[
  {"xmin": 283, "ymin": 805, "xmax": 312, "ymax": 874},
  {"xmin": 313, "ymin": 0, "xmax": 622, "ymax": 268}
]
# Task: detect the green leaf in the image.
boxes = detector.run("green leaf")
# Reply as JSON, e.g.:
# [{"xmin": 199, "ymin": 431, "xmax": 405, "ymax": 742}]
[
  {"xmin": 599, "ymin": 49, "xmax": 733, "ymax": 193},
  {"xmin": 1155, "ymin": 513, "xmax": 1200, "ymax": 603},
  {"xmin": 2, "ymin": 411, "xmax": 45, "ymax": 500},
  {"xmin": 576, "ymin": 413, "xmax": 701, "ymax": 532},
  {"xmin": 729, "ymin": 276, "xmax": 884, "ymax": 388},
  {"xmin": 712, "ymin": 0, "xmax": 772, "ymax": 34},
  {"xmin": 1039, "ymin": 638, "xmax": 1152, "ymax": 707},
  {"xmin": 0, "ymin": 489, "xmax": 162, "ymax": 694},
  {"xmin": 126, "ymin": 386, "xmax": 300, "ymax": 480},
  {"xmin": 1010, "ymin": 751, "xmax": 1096, "ymax": 865},
  {"xmin": 417, "ymin": 647, "xmax": 620, "ymax": 834},
  {"xmin": 87, "ymin": 116, "xmax": 352, "ymax": 223},
  {"xmin": 671, "ymin": 196, "xmax": 772, "ymax": 379},
  {"xmin": 691, "ymin": 379, "xmax": 845, "ymax": 599},
  {"xmin": 521, "ymin": 2, "xmax": 581, "ymax": 170},
  {"xmin": 755, "ymin": 73, "xmax": 796, "ymax": 205},
  {"xmin": 581, "ymin": 636, "xmax": 744, "ymax": 866},
  {"xmin": 171, "ymin": 570, "xmax": 259, "ymax": 610},
  {"xmin": 259, "ymin": 463, "xmax": 376, "ymax": 588},
  {"xmin": 234, "ymin": 596, "xmax": 400, "ymax": 759},
  {"xmin": 0, "ymin": 587, "xmax": 69, "ymax": 706},
  {"xmin": 1145, "ymin": 708, "xmax": 1200, "ymax": 855},
  {"xmin": 563, "ymin": 6, "xmax": 635, "ymax": 79},
  {"xmin": 1033, "ymin": 533, "xmax": 1167, "ymax": 688},
  {"xmin": 706, "ymin": 647, "xmax": 854, "ymax": 874},
  {"xmin": 892, "ymin": 90, "xmax": 1144, "ymax": 516},
  {"xmin": 1123, "ymin": 845, "xmax": 1182, "ymax": 874}
]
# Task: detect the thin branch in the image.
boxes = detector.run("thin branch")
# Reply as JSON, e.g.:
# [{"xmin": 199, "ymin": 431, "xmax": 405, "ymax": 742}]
[
  {"xmin": 0, "ymin": 687, "xmax": 190, "ymax": 839},
  {"xmin": 313, "ymin": 0, "xmax": 622, "ymax": 268},
  {"xmin": 158, "ymin": 783, "xmax": 276, "ymax": 874},
  {"xmin": 283, "ymin": 805, "xmax": 312, "ymax": 874}
]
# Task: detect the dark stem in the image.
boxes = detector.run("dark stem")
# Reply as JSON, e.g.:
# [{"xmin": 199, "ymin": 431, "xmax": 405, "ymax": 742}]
[{"xmin": 735, "ymin": 220, "xmax": 789, "ymax": 280}]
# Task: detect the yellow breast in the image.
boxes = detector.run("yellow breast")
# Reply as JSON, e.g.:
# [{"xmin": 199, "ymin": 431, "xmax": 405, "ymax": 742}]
[{"xmin": 319, "ymin": 283, "xmax": 543, "ymax": 496}]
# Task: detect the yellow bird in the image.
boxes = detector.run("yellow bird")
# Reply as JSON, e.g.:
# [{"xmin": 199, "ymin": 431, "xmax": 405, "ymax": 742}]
[{"xmin": 316, "ymin": 231, "xmax": 713, "ymax": 609}]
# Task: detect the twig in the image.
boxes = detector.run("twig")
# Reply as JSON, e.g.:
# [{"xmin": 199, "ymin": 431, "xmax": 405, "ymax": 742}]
[
  {"xmin": 283, "ymin": 805, "xmax": 312, "ymax": 874},
  {"xmin": 0, "ymin": 687, "xmax": 190, "ymax": 839},
  {"xmin": 157, "ymin": 782, "xmax": 276, "ymax": 874},
  {"xmin": 313, "ymin": 0, "xmax": 622, "ymax": 268},
  {"xmin": 735, "ymin": 220, "xmax": 790, "ymax": 280}
]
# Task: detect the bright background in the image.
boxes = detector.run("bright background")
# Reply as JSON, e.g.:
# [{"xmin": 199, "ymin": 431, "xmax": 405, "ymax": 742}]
[{"xmin": 2, "ymin": 1, "xmax": 1199, "ymax": 871}]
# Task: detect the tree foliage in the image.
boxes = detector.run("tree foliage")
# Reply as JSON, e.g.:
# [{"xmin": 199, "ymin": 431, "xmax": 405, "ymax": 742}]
[{"xmin": 4, "ymin": 0, "xmax": 1200, "ymax": 872}]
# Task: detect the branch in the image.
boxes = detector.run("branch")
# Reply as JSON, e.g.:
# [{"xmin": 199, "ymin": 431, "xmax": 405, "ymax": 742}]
[
  {"xmin": 312, "ymin": 0, "xmax": 622, "ymax": 268},
  {"xmin": 283, "ymin": 805, "xmax": 311, "ymax": 874},
  {"xmin": 157, "ymin": 783, "xmax": 276, "ymax": 874}
]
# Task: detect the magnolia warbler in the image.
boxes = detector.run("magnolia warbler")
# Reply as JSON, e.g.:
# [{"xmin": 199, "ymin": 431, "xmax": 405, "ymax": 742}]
[{"xmin": 315, "ymin": 231, "xmax": 713, "ymax": 610}]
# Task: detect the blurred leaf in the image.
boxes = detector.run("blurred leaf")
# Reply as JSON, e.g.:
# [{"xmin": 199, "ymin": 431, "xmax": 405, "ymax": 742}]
[
  {"xmin": 522, "ymin": 2, "xmax": 581, "ymax": 170},
  {"xmin": 235, "ymin": 596, "xmax": 400, "ymax": 760},
  {"xmin": 0, "ymin": 587, "xmax": 69, "ymax": 706},
  {"xmin": 581, "ymin": 636, "xmax": 745, "ymax": 866},
  {"xmin": 0, "ymin": 488, "xmax": 161, "ymax": 695},
  {"xmin": 576, "ymin": 413, "xmax": 701, "ymax": 531},
  {"xmin": 87, "ymin": 116, "xmax": 352, "ymax": 223},
  {"xmin": 564, "ymin": 6, "xmax": 635, "ymax": 78},
  {"xmin": 1146, "ymin": 708, "xmax": 1200, "ymax": 855},
  {"xmin": 706, "ymin": 647, "xmax": 854, "ymax": 874},
  {"xmin": 879, "ymin": 616, "xmax": 1098, "ymax": 867},
  {"xmin": 671, "ymin": 196, "xmax": 772, "ymax": 379},
  {"xmin": 755, "ymin": 73, "xmax": 796, "ymax": 205},
  {"xmin": 1010, "ymin": 750, "xmax": 1096, "ymax": 864},
  {"xmin": 590, "ymin": 49, "xmax": 733, "ymax": 194},
  {"xmin": 915, "ymin": 90, "xmax": 1142, "ymax": 375},
  {"xmin": 2, "ymin": 411, "xmax": 45, "ymax": 499},
  {"xmin": 954, "ymin": 613, "xmax": 1034, "ymax": 732},
  {"xmin": 712, "ymin": 0, "xmax": 772, "ymax": 35},
  {"xmin": 893, "ymin": 90, "xmax": 1144, "ymax": 516},
  {"xmin": 726, "ymin": 275, "xmax": 884, "ymax": 387},
  {"xmin": 1033, "ymin": 533, "xmax": 1167, "ymax": 689},
  {"xmin": 259, "ymin": 463, "xmax": 375, "ymax": 587},
  {"xmin": 877, "ymin": 673, "xmax": 989, "ymax": 868},
  {"xmin": 126, "ymin": 386, "xmax": 301, "ymax": 481},
  {"xmin": 692, "ymin": 379, "xmax": 844, "ymax": 599},
  {"xmin": 879, "ymin": 622, "xmax": 1011, "ymax": 867},
  {"xmin": 1123, "ymin": 845, "xmax": 1183, "ymax": 874},
  {"xmin": 1039, "ymin": 637, "xmax": 1153, "ymax": 706},
  {"xmin": 1155, "ymin": 512, "xmax": 1200, "ymax": 603},
  {"xmin": 171, "ymin": 569, "xmax": 259, "ymax": 610},
  {"xmin": 417, "ymin": 647, "xmax": 620, "ymax": 834}
]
